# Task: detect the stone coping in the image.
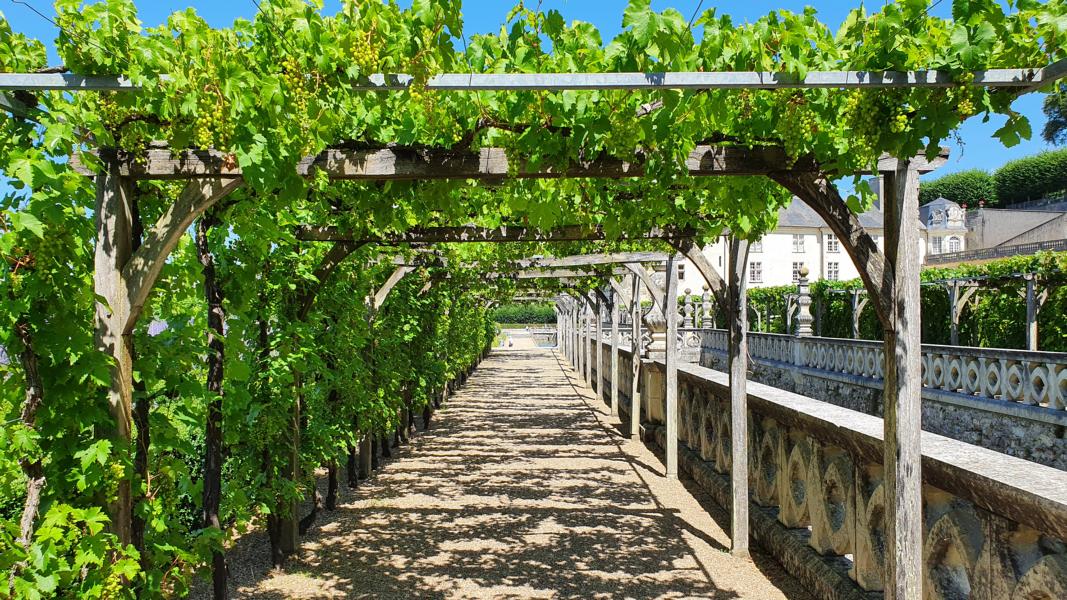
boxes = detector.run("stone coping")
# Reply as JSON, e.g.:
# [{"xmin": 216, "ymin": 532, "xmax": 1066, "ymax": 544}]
[
  {"xmin": 638, "ymin": 357, "xmax": 1067, "ymax": 542},
  {"xmin": 701, "ymin": 347, "xmax": 1067, "ymax": 427}
]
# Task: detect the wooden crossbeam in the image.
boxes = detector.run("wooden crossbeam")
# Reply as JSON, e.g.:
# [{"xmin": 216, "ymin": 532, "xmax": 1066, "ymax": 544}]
[
  {"xmin": 5, "ymin": 62, "xmax": 1065, "ymax": 92},
  {"xmin": 296, "ymin": 225, "xmax": 687, "ymax": 243},
  {"xmin": 73, "ymin": 144, "xmax": 802, "ymax": 180},
  {"xmin": 74, "ymin": 143, "xmax": 948, "ymax": 181},
  {"xmin": 515, "ymin": 267, "xmax": 630, "ymax": 279},
  {"xmin": 499, "ymin": 251, "xmax": 673, "ymax": 269}
]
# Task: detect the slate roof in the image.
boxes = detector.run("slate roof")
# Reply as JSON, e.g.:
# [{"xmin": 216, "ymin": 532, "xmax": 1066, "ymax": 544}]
[{"xmin": 777, "ymin": 198, "xmax": 890, "ymax": 230}]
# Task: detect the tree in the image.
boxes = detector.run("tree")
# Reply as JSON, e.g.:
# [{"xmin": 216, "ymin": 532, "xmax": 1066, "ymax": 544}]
[{"xmin": 1042, "ymin": 83, "xmax": 1067, "ymax": 145}]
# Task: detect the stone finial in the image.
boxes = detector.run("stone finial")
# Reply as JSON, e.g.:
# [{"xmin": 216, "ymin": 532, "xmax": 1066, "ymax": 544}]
[{"xmin": 701, "ymin": 285, "xmax": 713, "ymax": 329}]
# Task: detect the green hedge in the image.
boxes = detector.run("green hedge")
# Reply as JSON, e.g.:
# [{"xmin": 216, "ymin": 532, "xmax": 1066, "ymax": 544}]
[
  {"xmin": 491, "ymin": 303, "xmax": 557, "ymax": 324},
  {"xmin": 993, "ymin": 149, "xmax": 1067, "ymax": 205},
  {"xmin": 919, "ymin": 169, "xmax": 997, "ymax": 207},
  {"xmin": 919, "ymin": 150, "xmax": 1067, "ymax": 208},
  {"xmin": 745, "ymin": 252, "xmax": 1066, "ymax": 351}
]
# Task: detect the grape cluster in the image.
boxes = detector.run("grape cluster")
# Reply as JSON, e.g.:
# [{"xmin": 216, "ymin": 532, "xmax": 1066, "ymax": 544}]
[
  {"xmin": 347, "ymin": 30, "xmax": 382, "ymax": 73},
  {"xmin": 841, "ymin": 89, "xmax": 911, "ymax": 163},
  {"xmin": 778, "ymin": 93, "xmax": 819, "ymax": 161},
  {"xmin": 952, "ymin": 72, "xmax": 978, "ymax": 118},
  {"xmin": 193, "ymin": 89, "xmax": 229, "ymax": 149},
  {"xmin": 282, "ymin": 56, "xmax": 317, "ymax": 148}
]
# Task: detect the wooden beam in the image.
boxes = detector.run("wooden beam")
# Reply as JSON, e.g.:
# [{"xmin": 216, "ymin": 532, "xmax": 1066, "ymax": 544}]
[
  {"xmin": 667, "ymin": 238, "xmax": 728, "ymax": 313},
  {"xmin": 296, "ymin": 224, "xmax": 688, "ymax": 243},
  {"xmin": 624, "ymin": 264, "xmax": 666, "ymax": 306},
  {"xmin": 123, "ymin": 179, "xmax": 243, "ymax": 332},
  {"xmin": 505, "ymin": 251, "xmax": 672, "ymax": 269},
  {"xmin": 74, "ymin": 144, "xmax": 803, "ymax": 181},
  {"xmin": 373, "ymin": 265, "xmax": 416, "ymax": 311},
  {"xmin": 773, "ymin": 172, "xmax": 893, "ymax": 328},
  {"xmin": 727, "ymin": 237, "xmax": 750, "ymax": 557},
  {"xmin": 514, "ymin": 267, "xmax": 630, "ymax": 279},
  {"xmin": 296, "ymin": 242, "xmax": 365, "ymax": 320},
  {"xmin": 9, "ymin": 64, "xmax": 1062, "ymax": 92}
]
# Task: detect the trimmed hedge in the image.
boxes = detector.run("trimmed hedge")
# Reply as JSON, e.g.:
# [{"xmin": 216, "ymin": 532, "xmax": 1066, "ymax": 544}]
[
  {"xmin": 993, "ymin": 149, "xmax": 1067, "ymax": 205},
  {"xmin": 919, "ymin": 169, "xmax": 996, "ymax": 207},
  {"xmin": 491, "ymin": 303, "xmax": 556, "ymax": 324}
]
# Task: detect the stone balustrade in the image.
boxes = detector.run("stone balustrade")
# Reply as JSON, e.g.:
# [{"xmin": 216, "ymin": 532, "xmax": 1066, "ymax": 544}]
[
  {"xmin": 700, "ymin": 331, "xmax": 1067, "ymax": 469},
  {"xmin": 586, "ymin": 340, "xmax": 1067, "ymax": 600},
  {"xmin": 702, "ymin": 330, "xmax": 1067, "ymax": 412}
]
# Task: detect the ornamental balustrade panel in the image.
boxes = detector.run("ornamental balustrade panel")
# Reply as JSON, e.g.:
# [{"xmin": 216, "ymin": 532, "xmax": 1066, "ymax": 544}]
[
  {"xmin": 798, "ymin": 336, "xmax": 885, "ymax": 380},
  {"xmin": 749, "ymin": 332, "xmax": 794, "ymax": 363},
  {"xmin": 698, "ymin": 330, "xmax": 1067, "ymax": 411},
  {"xmin": 655, "ymin": 362, "xmax": 1067, "ymax": 599}
]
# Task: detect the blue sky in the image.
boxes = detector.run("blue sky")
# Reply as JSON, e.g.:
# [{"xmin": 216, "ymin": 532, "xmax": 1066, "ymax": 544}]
[{"xmin": 2, "ymin": 0, "xmax": 1058, "ymax": 180}]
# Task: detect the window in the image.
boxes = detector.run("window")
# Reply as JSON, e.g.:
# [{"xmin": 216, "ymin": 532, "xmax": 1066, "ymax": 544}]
[
  {"xmin": 792, "ymin": 262, "xmax": 803, "ymax": 283},
  {"xmin": 750, "ymin": 261, "xmax": 763, "ymax": 283},
  {"xmin": 827, "ymin": 262, "xmax": 840, "ymax": 281},
  {"xmin": 826, "ymin": 233, "xmax": 840, "ymax": 253},
  {"xmin": 948, "ymin": 236, "xmax": 961, "ymax": 253},
  {"xmin": 750, "ymin": 239, "xmax": 763, "ymax": 253},
  {"xmin": 932, "ymin": 237, "xmax": 943, "ymax": 254},
  {"xmin": 792, "ymin": 234, "xmax": 805, "ymax": 253}
]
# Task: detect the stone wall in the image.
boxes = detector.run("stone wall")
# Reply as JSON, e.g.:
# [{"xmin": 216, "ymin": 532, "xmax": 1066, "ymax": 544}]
[
  {"xmin": 699, "ymin": 334, "xmax": 1067, "ymax": 471},
  {"xmin": 582, "ymin": 338, "xmax": 1067, "ymax": 600}
]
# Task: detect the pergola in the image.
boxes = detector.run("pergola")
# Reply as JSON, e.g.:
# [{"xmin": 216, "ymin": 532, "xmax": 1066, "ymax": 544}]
[{"xmin": 8, "ymin": 57, "xmax": 1067, "ymax": 600}]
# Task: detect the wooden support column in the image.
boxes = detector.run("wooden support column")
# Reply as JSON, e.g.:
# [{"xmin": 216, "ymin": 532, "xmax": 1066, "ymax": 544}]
[
  {"xmin": 559, "ymin": 304, "xmax": 566, "ymax": 358},
  {"xmin": 94, "ymin": 160, "xmax": 135, "ymax": 546},
  {"xmin": 630, "ymin": 274, "xmax": 642, "ymax": 440},
  {"xmin": 948, "ymin": 282, "xmax": 961, "ymax": 346},
  {"xmin": 577, "ymin": 303, "xmax": 584, "ymax": 376},
  {"xmin": 882, "ymin": 161, "xmax": 923, "ymax": 599},
  {"xmin": 610, "ymin": 290, "xmax": 620, "ymax": 416},
  {"xmin": 1023, "ymin": 274, "xmax": 1047, "ymax": 351},
  {"xmin": 584, "ymin": 301, "xmax": 592, "ymax": 385},
  {"xmin": 664, "ymin": 256, "xmax": 680, "ymax": 479},
  {"xmin": 727, "ymin": 237, "xmax": 750, "ymax": 557},
  {"xmin": 595, "ymin": 294, "xmax": 604, "ymax": 399},
  {"xmin": 570, "ymin": 304, "xmax": 576, "ymax": 364}
]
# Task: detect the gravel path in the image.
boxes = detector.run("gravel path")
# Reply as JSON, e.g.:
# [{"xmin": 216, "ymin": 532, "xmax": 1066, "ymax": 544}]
[{"xmin": 224, "ymin": 335, "xmax": 812, "ymax": 599}]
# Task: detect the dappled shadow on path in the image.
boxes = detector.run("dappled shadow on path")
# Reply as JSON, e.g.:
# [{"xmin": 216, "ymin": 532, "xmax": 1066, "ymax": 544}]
[{"xmin": 223, "ymin": 347, "xmax": 811, "ymax": 600}]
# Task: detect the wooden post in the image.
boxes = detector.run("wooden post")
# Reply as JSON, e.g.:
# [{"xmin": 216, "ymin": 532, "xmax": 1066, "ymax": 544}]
[
  {"xmin": 572, "ymin": 304, "xmax": 579, "ymax": 369},
  {"xmin": 665, "ymin": 256, "xmax": 679, "ymax": 479},
  {"xmin": 576, "ymin": 302, "xmax": 583, "ymax": 376},
  {"xmin": 948, "ymin": 282, "xmax": 961, "ymax": 346},
  {"xmin": 630, "ymin": 274, "xmax": 642, "ymax": 440},
  {"xmin": 882, "ymin": 161, "xmax": 923, "ymax": 599},
  {"xmin": 1025, "ymin": 274, "xmax": 1041, "ymax": 351},
  {"xmin": 610, "ymin": 290, "xmax": 620, "ymax": 416},
  {"xmin": 727, "ymin": 237, "xmax": 750, "ymax": 557},
  {"xmin": 595, "ymin": 294, "xmax": 604, "ymax": 399},
  {"xmin": 358, "ymin": 434, "xmax": 372, "ymax": 478},
  {"xmin": 584, "ymin": 302, "xmax": 592, "ymax": 385},
  {"xmin": 94, "ymin": 161, "xmax": 135, "ymax": 546}
]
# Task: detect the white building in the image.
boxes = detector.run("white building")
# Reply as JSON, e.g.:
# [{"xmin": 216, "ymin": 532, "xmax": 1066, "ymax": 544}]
[
  {"xmin": 919, "ymin": 197, "xmax": 967, "ymax": 256},
  {"xmin": 676, "ymin": 198, "xmax": 928, "ymax": 292}
]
